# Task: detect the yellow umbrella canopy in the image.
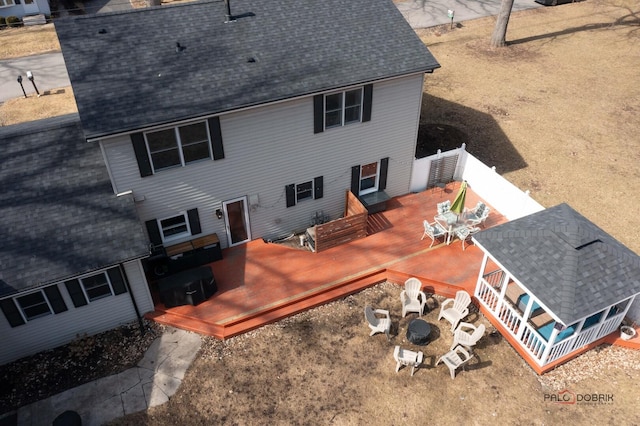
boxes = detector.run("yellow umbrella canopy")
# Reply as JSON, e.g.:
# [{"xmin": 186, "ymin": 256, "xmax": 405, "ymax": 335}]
[{"xmin": 450, "ymin": 181, "xmax": 467, "ymax": 216}]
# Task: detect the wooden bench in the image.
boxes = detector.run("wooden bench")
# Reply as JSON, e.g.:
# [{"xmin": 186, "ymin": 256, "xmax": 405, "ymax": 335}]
[{"xmin": 166, "ymin": 233, "xmax": 220, "ymax": 257}]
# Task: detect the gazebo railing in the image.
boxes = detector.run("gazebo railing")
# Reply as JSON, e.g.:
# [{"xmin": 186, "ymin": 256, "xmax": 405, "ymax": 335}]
[{"xmin": 478, "ymin": 273, "xmax": 628, "ymax": 367}]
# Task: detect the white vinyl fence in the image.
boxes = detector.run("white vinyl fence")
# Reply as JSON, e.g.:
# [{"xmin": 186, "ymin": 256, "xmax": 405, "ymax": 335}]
[{"xmin": 410, "ymin": 145, "xmax": 544, "ymax": 220}]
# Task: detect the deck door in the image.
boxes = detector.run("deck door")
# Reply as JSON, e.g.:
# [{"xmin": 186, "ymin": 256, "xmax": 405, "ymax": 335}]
[
  {"xmin": 23, "ymin": 0, "xmax": 40, "ymax": 14},
  {"xmin": 222, "ymin": 196, "xmax": 251, "ymax": 247}
]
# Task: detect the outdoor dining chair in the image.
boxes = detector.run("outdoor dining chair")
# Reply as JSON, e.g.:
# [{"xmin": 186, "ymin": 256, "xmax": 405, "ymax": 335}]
[
  {"xmin": 421, "ymin": 220, "xmax": 448, "ymax": 248},
  {"xmin": 464, "ymin": 202, "xmax": 490, "ymax": 227},
  {"xmin": 453, "ymin": 225, "xmax": 481, "ymax": 250}
]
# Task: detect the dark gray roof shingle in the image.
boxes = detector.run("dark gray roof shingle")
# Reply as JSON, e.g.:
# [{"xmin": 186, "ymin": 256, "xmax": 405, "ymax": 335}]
[
  {"xmin": 55, "ymin": 0, "xmax": 440, "ymax": 139},
  {"xmin": 474, "ymin": 203, "xmax": 640, "ymax": 325},
  {"xmin": 0, "ymin": 115, "xmax": 149, "ymax": 297}
]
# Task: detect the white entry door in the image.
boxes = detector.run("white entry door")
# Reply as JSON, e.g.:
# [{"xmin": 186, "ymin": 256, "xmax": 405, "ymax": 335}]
[
  {"xmin": 222, "ymin": 196, "xmax": 252, "ymax": 247},
  {"xmin": 23, "ymin": 0, "xmax": 40, "ymax": 15}
]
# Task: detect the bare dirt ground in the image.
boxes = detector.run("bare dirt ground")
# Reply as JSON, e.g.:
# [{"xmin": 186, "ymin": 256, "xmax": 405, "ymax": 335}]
[
  {"xmin": 112, "ymin": 283, "xmax": 640, "ymax": 425},
  {"xmin": 1, "ymin": 0, "xmax": 640, "ymax": 423}
]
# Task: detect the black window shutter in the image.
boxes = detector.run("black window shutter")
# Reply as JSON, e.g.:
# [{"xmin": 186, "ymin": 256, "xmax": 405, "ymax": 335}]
[
  {"xmin": 145, "ymin": 220, "xmax": 163, "ymax": 246},
  {"xmin": 0, "ymin": 298, "xmax": 25, "ymax": 327},
  {"xmin": 208, "ymin": 117, "xmax": 225, "ymax": 160},
  {"xmin": 44, "ymin": 285, "xmax": 68, "ymax": 314},
  {"xmin": 107, "ymin": 267, "xmax": 128, "ymax": 295},
  {"xmin": 379, "ymin": 157, "xmax": 389, "ymax": 191},
  {"xmin": 314, "ymin": 176, "xmax": 324, "ymax": 200},
  {"xmin": 187, "ymin": 208, "xmax": 202, "ymax": 235},
  {"xmin": 351, "ymin": 166, "xmax": 361, "ymax": 195},
  {"xmin": 285, "ymin": 184, "xmax": 296, "ymax": 207},
  {"xmin": 65, "ymin": 279, "xmax": 88, "ymax": 308},
  {"xmin": 131, "ymin": 133, "xmax": 153, "ymax": 177},
  {"xmin": 313, "ymin": 95, "xmax": 324, "ymax": 134},
  {"xmin": 362, "ymin": 84, "xmax": 373, "ymax": 122}
]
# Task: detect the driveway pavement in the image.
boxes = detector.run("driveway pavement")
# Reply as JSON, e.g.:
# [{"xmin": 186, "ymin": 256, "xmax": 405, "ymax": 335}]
[
  {"xmin": 396, "ymin": 0, "xmax": 542, "ymax": 29},
  {"xmin": 0, "ymin": 53, "xmax": 70, "ymax": 103}
]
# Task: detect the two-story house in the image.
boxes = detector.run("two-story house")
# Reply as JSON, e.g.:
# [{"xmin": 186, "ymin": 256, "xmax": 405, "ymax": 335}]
[
  {"xmin": 0, "ymin": 0, "xmax": 439, "ymax": 364},
  {"xmin": 55, "ymin": 0, "xmax": 440, "ymax": 251}
]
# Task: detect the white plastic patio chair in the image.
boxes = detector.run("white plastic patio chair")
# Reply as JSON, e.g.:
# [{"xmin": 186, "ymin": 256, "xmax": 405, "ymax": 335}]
[
  {"xmin": 421, "ymin": 220, "xmax": 448, "ymax": 248},
  {"xmin": 450, "ymin": 322, "xmax": 486, "ymax": 351},
  {"xmin": 438, "ymin": 290, "xmax": 471, "ymax": 332},
  {"xmin": 364, "ymin": 305, "xmax": 391, "ymax": 340},
  {"xmin": 464, "ymin": 202, "xmax": 490, "ymax": 227},
  {"xmin": 401, "ymin": 277, "xmax": 428, "ymax": 317},
  {"xmin": 436, "ymin": 345, "xmax": 474, "ymax": 379},
  {"xmin": 393, "ymin": 345, "xmax": 424, "ymax": 377}
]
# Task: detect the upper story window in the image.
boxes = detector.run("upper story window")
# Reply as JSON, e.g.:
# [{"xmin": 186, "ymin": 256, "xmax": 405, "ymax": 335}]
[
  {"xmin": 146, "ymin": 121, "xmax": 211, "ymax": 172},
  {"xmin": 324, "ymin": 88, "xmax": 363, "ymax": 129},
  {"xmin": 131, "ymin": 117, "xmax": 225, "ymax": 178},
  {"xmin": 313, "ymin": 84, "xmax": 373, "ymax": 134},
  {"xmin": 0, "ymin": 0, "xmax": 16, "ymax": 7}
]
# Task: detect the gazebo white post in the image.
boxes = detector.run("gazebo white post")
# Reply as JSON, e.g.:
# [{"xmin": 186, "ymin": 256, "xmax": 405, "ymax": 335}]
[
  {"xmin": 495, "ymin": 271, "xmax": 510, "ymax": 315},
  {"xmin": 474, "ymin": 254, "xmax": 489, "ymax": 301},
  {"xmin": 516, "ymin": 297, "xmax": 535, "ymax": 340},
  {"xmin": 540, "ymin": 325, "xmax": 562, "ymax": 365}
]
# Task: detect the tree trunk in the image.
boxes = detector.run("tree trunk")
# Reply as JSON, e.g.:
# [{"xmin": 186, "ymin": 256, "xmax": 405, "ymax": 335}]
[{"xmin": 490, "ymin": 0, "xmax": 515, "ymax": 48}]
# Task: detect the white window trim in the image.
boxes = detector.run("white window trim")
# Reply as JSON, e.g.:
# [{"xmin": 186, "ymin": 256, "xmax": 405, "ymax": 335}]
[
  {"xmin": 78, "ymin": 270, "xmax": 115, "ymax": 303},
  {"xmin": 359, "ymin": 161, "xmax": 380, "ymax": 196},
  {"xmin": 157, "ymin": 212, "xmax": 192, "ymax": 244},
  {"xmin": 324, "ymin": 87, "xmax": 364, "ymax": 130},
  {"xmin": 144, "ymin": 121, "xmax": 212, "ymax": 173},
  {"xmin": 0, "ymin": 0, "xmax": 16, "ymax": 7},
  {"xmin": 15, "ymin": 289, "xmax": 53, "ymax": 322}
]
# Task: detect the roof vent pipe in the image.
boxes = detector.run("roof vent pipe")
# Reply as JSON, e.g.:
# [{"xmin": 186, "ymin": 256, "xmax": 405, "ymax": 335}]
[{"xmin": 224, "ymin": 0, "xmax": 235, "ymax": 23}]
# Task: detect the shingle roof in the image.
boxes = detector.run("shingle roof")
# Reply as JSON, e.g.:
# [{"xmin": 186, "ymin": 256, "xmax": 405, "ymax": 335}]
[
  {"xmin": 0, "ymin": 115, "xmax": 149, "ymax": 297},
  {"xmin": 474, "ymin": 203, "xmax": 640, "ymax": 325},
  {"xmin": 55, "ymin": 0, "xmax": 440, "ymax": 139}
]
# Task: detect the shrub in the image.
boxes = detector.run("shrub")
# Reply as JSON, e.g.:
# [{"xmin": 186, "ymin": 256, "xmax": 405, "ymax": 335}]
[
  {"xmin": 0, "ymin": 16, "xmax": 6, "ymax": 29},
  {"xmin": 6, "ymin": 16, "xmax": 22, "ymax": 28}
]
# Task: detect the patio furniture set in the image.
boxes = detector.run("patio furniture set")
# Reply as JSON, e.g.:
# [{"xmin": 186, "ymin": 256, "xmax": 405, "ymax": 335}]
[
  {"xmin": 421, "ymin": 200, "xmax": 490, "ymax": 250},
  {"xmin": 364, "ymin": 279, "xmax": 487, "ymax": 379}
]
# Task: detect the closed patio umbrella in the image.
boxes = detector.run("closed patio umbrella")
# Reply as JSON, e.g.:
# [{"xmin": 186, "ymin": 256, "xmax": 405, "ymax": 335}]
[{"xmin": 450, "ymin": 180, "xmax": 467, "ymax": 218}]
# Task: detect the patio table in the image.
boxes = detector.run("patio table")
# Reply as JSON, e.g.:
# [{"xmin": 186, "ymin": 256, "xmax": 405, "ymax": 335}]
[{"xmin": 435, "ymin": 211, "xmax": 466, "ymax": 245}]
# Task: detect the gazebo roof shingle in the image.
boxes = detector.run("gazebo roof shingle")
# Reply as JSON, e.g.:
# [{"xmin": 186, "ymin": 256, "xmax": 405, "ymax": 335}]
[{"xmin": 474, "ymin": 203, "xmax": 640, "ymax": 325}]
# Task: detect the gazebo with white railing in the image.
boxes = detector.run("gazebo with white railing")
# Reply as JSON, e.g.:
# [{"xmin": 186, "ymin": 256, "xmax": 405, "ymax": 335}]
[{"xmin": 471, "ymin": 203, "xmax": 640, "ymax": 373}]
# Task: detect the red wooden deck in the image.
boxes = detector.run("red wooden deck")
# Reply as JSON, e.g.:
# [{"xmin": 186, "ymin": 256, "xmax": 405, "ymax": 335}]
[
  {"xmin": 146, "ymin": 182, "xmax": 500, "ymax": 336},
  {"xmin": 145, "ymin": 182, "xmax": 639, "ymax": 368}
]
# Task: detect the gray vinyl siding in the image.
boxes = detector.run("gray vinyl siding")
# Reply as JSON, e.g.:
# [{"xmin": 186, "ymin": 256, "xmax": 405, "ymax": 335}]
[
  {"xmin": 123, "ymin": 259, "xmax": 154, "ymax": 314},
  {"xmin": 101, "ymin": 75, "xmax": 425, "ymax": 246},
  {"xmin": 0, "ymin": 264, "xmax": 149, "ymax": 365}
]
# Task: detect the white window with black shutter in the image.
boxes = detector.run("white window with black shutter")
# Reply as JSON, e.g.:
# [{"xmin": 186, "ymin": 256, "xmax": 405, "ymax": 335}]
[
  {"xmin": 145, "ymin": 208, "xmax": 202, "ymax": 246},
  {"xmin": 0, "ymin": 284, "xmax": 68, "ymax": 327},
  {"xmin": 351, "ymin": 158, "xmax": 389, "ymax": 196},
  {"xmin": 64, "ymin": 266, "xmax": 128, "ymax": 308},
  {"xmin": 286, "ymin": 177, "xmax": 323, "ymax": 208},
  {"xmin": 314, "ymin": 84, "xmax": 372, "ymax": 133},
  {"xmin": 131, "ymin": 117, "xmax": 225, "ymax": 177}
]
